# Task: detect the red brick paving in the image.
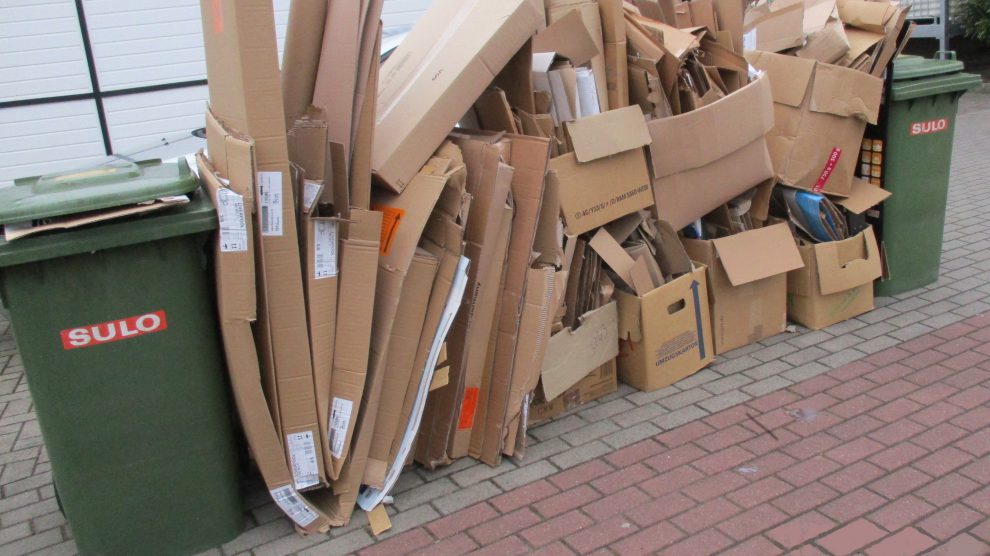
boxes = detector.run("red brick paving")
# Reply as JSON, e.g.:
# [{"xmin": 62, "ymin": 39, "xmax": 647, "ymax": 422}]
[{"xmin": 360, "ymin": 313, "xmax": 990, "ymax": 555}]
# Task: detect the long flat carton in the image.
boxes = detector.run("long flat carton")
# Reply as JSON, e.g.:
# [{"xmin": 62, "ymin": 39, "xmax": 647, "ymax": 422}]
[
  {"xmin": 616, "ymin": 265, "xmax": 714, "ymax": 391},
  {"xmin": 374, "ymin": 0, "xmax": 543, "ymax": 192},
  {"xmin": 682, "ymin": 223, "xmax": 804, "ymax": 353},
  {"xmin": 201, "ymin": 0, "xmax": 324, "ymax": 490},
  {"xmin": 647, "ymin": 73, "xmax": 775, "ymax": 230},
  {"xmin": 280, "ymin": 0, "xmax": 327, "ymax": 127},
  {"xmin": 746, "ymin": 51, "xmax": 883, "ymax": 196},
  {"xmin": 540, "ymin": 302, "xmax": 620, "ymax": 402},
  {"xmin": 198, "ymin": 151, "xmax": 331, "ymax": 533},
  {"xmin": 788, "ymin": 226, "xmax": 882, "ymax": 330},
  {"xmin": 549, "ymin": 106, "xmax": 653, "ymax": 235}
]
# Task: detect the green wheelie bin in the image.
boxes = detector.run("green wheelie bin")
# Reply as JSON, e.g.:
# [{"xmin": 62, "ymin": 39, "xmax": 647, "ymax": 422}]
[
  {"xmin": 0, "ymin": 159, "xmax": 243, "ymax": 555},
  {"xmin": 872, "ymin": 54, "xmax": 982, "ymax": 297}
]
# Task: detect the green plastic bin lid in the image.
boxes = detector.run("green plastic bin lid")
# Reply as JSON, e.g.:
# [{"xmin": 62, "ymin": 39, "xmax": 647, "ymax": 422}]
[
  {"xmin": 0, "ymin": 158, "xmax": 198, "ymax": 225},
  {"xmin": 891, "ymin": 54, "xmax": 983, "ymax": 101},
  {"xmin": 0, "ymin": 188, "xmax": 217, "ymax": 268}
]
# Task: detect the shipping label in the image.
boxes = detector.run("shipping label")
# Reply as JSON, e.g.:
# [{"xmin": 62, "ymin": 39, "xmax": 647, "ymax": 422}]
[
  {"xmin": 329, "ymin": 397, "xmax": 353, "ymax": 459},
  {"xmin": 216, "ymin": 188, "xmax": 248, "ymax": 252},
  {"xmin": 257, "ymin": 171, "xmax": 284, "ymax": 236},
  {"xmin": 270, "ymin": 485, "xmax": 319, "ymax": 527},
  {"xmin": 286, "ymin": 431, "xmax": 320, "ymax": 490},
  {"xmin": 313, "ymin": 219, "xmax": 338, "ymax": 279}
]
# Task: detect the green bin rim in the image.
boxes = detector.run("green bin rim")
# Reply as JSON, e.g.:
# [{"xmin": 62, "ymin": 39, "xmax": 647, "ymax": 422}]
[
  {"xmin": 890, "ymin": 71, "xmax": 983, "ymax": 101},
  {"xmin": 0, "ymin": 158, "xmax": 198, "ymax": 225},
  {"xmin": 892, "ymin": 56, "xmax": 965, "ymax": 80},
  {"xmin": 0, "ymin": 188, "xmax": 216, "ymax": 268}
]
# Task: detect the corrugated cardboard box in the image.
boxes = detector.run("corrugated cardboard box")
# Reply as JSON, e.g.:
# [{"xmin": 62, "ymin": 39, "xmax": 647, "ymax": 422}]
[
  {"xmin": 201, "ymin": 0, "xmax": 324, "ymax": 490},
  {"xmin": 540, "ymin": 302, "xmax": 620, "ymax": 402},
  {"xmin": 616, "ymin": 266, "xmax": 714, "ymax": 392},
  {"xmin": 374, "ymin": 0, "xmax": 543, "ymax": 192},
  {"xmin": 682, "ymin": 223, "xmax": 804, "ymax": 353},
  {"xmin": 530, "ymin": 361, "xmax": 618, "ymax": 426},
  {"xmin": 788, "ymin": 227, "xmax": 882, "ymax": 330},
  {"xmin": 746, "ymin": 51, "xmax": 883, "ymax": 196},
  {"xmin": 549, "ymin": 106, "xmax": 653, "ymax": 235},
  {"xmin": 744, "ymin": 0, "xmax": 805, "ymax": 52},
  {"xmin": 198, "ymin": 151, "xmax": 331, "ymax": 533},
  {"xmin": 647, "ymin": 74, "xmax": 775, "ymax": 230}
]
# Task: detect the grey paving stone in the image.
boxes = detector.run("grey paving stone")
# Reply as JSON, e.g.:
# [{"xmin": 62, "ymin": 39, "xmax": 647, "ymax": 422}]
[
  {"xmin": 450, "ymin": 458, "xmax": 516, "ymax": 488},
  {"xmin": 520, "ymin": 437, "xmax": 570, "ymax": 463},
  {"xmin": 669, "ymin": 369, "xmax": 721, "ymax": 390},
  {"xmin": 611, "ymin": 402, "xmax": 669, "ymax": 428},
  {"xmin": 624, "ymin": 384, "xmax": 680, "ymax": 406},
  {"xmin": 888, "ymin": 297, "xmax": 929, "ymax": 313},
  {"xmin": 742, "ymin": 376, "xmax": 793, "ymax": 397},
  {"xmin": 918, "ymin": 300, "xmax": 960, "ymax": 317},
  {"xmin": 710, "ymin": 355, "xmax": 763, "ymax": 374},
  {"xmin": 431, "ymin": 480, "xmax": 502, "ymax": 515},
  {"xmin": 822, "ymin": 318, "xmax": 868, "ymax": 335},
  {"xmin": 0, "ymin": 529, "xmax": 60, "ymax": 555},
  {"xmin": 890, "ymin": 323, "xmax": 935, "ymax": 342},
  {"xmin": 0, "ymin": 521, "xmax": 31, "ymax": 547},
  {"xmin": 702, "ymin": 374, "xmax": 753, "ymax": 396},
  {"xmin": 820, "ymin": 348, "xmax": 868, "ymax": 369},
  {"xmin": 781, "ymin": 362, "xmax": 830, "ymax": 383},
  {"xmin": 602, "ymin": 421, "xmax": 661, "ymax": 449},
  {"xmin": 743, "ymin": 360, "xmax": 794, "ymax": 381},
  {"xmin": 857, "ymin": 306, "xmax": 899, "ymax": 324},
  {"xmin": 751, "ymin": 342, "xmax": 799, "ymax": 362},
  {"xmin": 887, "ymin": 310, "xmax": 928, "ymax": 328},
  {"xmin": 819, "ymin": 333, "xmax": 865, "ymax": 353},
  {"xmin": 579, "ymin": 398, "xmax": 636, "ymax": 422},
  {"xmin": 659, "ymin": 388, "xmax": 713, "ymax": 411},
  {"xmin": 392, "ymin": 477, "xmax": 460, "ymax": 512},
  {"xmin": 379, "ymin": 504, "xmax": 440, "ymax": 537},
  {"xmin": 548, "ymin": 440, "xmax": 613, "ymax": 470},
  {"xmin": 299, "ymin": 530, "xmax": 374, "ymax": 556},
  {"xmin": 782, "ymin": 346, "xmax": 828, "ymax": 366},
  {"xmin": 529, "ymin": 414, "xmax": 587, "ymax": 442},
  {"xmin": 220, "ymin": 518, "xmax": 295, "ymax": 554},
  {"xmin": 652, "ymin": 405, "xmax": 710, "ymax": 431},
  {"xmin": 921, "ymin": 312, "xmax": 966, "ymax": 329},
  {"xmin": 954, "ymin": 300, "xmax": 990, "ymax": 317},
  {"xmin": 34, "ymin": 539, "xmax": 78, "ymax": 556},
  {"xmin": 854, "ymin": 321, "xmax": 898, "ymax": 340},
  {"xmin": 854, "ymin": 335, "xmax": 902, "ymax": 355},
  {"xmin": 698, "ymin": 390, "xmax": 752, "ymax": 413},
  {"xmin": 251, "ymin": 529, "xmax": 329, "ymax": 556},
  {"xmin": 493, "ymin": 460, "xmax": 557, "ymax": 491}
]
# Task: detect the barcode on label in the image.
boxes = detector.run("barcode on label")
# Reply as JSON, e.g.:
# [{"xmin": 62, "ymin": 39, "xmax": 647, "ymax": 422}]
[
  {"xmin": 270, "ymin": 485, "xmax": 319, "ymax": 527},
  {"xmin": 314, "ymin": 219, "xmax": 338, "ymax": 279},
  {"xmin": 216, "ymin": 188, "xmax": 248, "ymax": 252},
  {"xmin": 286, "ymin": 431, "xmax": 319, "ymax": 490},
  {"xmin": 302, "ymin": 181, "xmax": 322, "ymax": 213},
  {"xmin": 329, "ymin": 397, "xmax": 354, "ymax": 459},
  {"xmin": 257, "ymin": 171, "xmax": 283, "ymax": 236}
]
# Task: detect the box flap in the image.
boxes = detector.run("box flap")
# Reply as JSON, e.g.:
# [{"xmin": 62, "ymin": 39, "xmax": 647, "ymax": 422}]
[
  {"xmin": 540, "ymin": 302, "xmax": 619, "ymax": 401},
  {"xmin": 589, "ymin": 227, "xmax": 637, "ymax": 290},
  {"xmin": 647, "ymin": 73, "xmax": 773, "ymax": 178},
  {"xmin": 533, "ymin": 9, "xmax": 600, "ymax": 66},
  {"xmin": 815, "ymin": 226, "xmax": 882, "ymax": 294},
  {"xmin": 804, "ymin": 0, "xmax": 837, "ymax": 33},
  {"xmin": 844, "ymin": 26, "xmax": 885, "ymax": 61},
  {"xmin": 711, "ymin": 222, "xmax": 804, "ymax": 286},
  {"xmin": 809, "ymin": 62, "xmax": 882, "ymax": 124},
  {"xmin": 566, "ymin": 106, "xmax": 652, "ymax": 163},
  {"xmin": 835, "ymin": 178, "xmax": 891, "ymax": 214},
  {"xmin": 837, "ymin": 0, "xmax": 895, "ymax": 33},
  {"xmin": 745, "ymin": 0, "xmax": 805, "ymax": 52},
  {"xmin": 745, "ymin": 51, "xmax": 817, "ymax": 108}
]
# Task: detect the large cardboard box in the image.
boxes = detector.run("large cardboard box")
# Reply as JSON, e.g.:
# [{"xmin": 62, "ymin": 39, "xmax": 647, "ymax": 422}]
[
  {"xmin": 549, "ymin": 106, "xmax": 653, "ymax": 235},
  {"xmin": 198, "ymin": 152, "xmax": 331, "ymax": 533},
  {"xmin": 201, "ymin": 1, "xmax": 324, "ymax": 490},
  {"xmin": 682, "ymin": 223, "xmax": 804, "ymax": 354},
  {"xmin": 647, "ymin": 74, "xmax": 775, "ymax": 230},
  {"xmin": 540, "ymin": 302, "xmax": 620, "ymax": 402},
  {"xmin": 616, "ymin": 266, "xmax": 714, "ymax": 392},
  {"xmin": 788, "ymin": 227, "xmax": 882, "ymax": 330},
  {"xmin": 374, "ymin": 0, "xmax": 543, "ymax": 192},
  {"xmin": 746, "ymin": 51, "xmax": 883, "ymax": 196},
  {"xmin": 530, "ymin": 361, "xmax": 618, "ymax": 427}
]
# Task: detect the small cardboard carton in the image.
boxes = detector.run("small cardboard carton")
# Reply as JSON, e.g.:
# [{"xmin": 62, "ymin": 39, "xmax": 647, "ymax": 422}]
[
  {"xmin": 788, "ymin": 227, "xmax": 882, "ymax": 330},
  {"xmin": 745, "ymin": 51, "xmax": 883, "ymax": 196},
  {"xmin": 530, "ymin": 360, "xmax": 618, "ymax": 427},
  {"xmin": 682, "ymin": 223, "xmax": 805, "ymax": 354},
  {"xmin": 647, "ymin": 73, "xmax": 775, "ymax": 230},
  {"xmin": 540, "ymin": 302, "xmax": 620, "ymax": 403},
  {"xmin": 616, "ymin": 266, "xmax": 714, "ymax": 392},
  {"xmin": 549, "ymin": 106, "xmax": 653, "ymax": 235},
  {"xmin": 374, "ymin": 0, "xmax": 543, "ymax": 192}
]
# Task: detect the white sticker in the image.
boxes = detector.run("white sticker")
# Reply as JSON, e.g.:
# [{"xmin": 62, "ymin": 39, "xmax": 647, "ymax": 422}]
[
  {"xmin": 744, "ymin": 29, "xmax": 757, "ymax": 51},
  {"xmin": 302, "ymin": 181, "xmax": 322, "ymax": 213},
  {"xmin": 216, "ymin": 188, "xmax": 248, "ymax": 252},
  {"xmin": 257, "ymin": 171, "xmax": 283, "ymax": 236},
  {"xmin": 286, "ymin": 431, "xmax": 319, "ymax": 490},
  {"xmin": 329, "ymin": 397, "xmax": 353, "ymax": 459},
  {"xmin": 313, "ymin": 219, "xmax": 338, "ymax": 279},
  {"xmin": 270, "ymin": 485, "xmax": 319, "ymax": 527}
]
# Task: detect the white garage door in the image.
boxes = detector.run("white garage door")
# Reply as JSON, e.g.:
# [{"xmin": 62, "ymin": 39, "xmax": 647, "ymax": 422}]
[{"xmin": 0, "ymin": 0, "xmax": 430, "ymax": 186}]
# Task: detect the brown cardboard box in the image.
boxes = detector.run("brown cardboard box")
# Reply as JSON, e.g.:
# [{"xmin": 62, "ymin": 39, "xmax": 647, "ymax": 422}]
[
  {"xmin": 546, "ymin": 0, "xmax": 610, "ymax": 112},
  {"xmin": 326, "ymin": 208, "xmax": 382, "ymax": 479},
  {"xmin": 549, "ymin": 106, "xmax": 653, "ymax": 235},
  {"xmin": 744, "ymin": 0, "xmax": 805, "ymax": 52},
  {"xmin": 530, "ymin": 360, "xmax": 618, "ymax": 427},
  {"xmin": 616, "ymin": 266, "xmax": 714, "ymax": 391},
  {"xmin": 374, "ymin": 0, "xmax": 543, "ymax": 192},
  {"xmin": 746, "ymin": 51, "xmax": 883, "ymax": 196},
  {"xmin": 281, "ymin": 0, "xmax": 327, "ymax": 127},
  {"xmin": 540, "ymin": 302, "xmax": 620, "ymax": 402},
  {"xmin": 788, "ymin": 227, "xmax": 882, "ymax": 330},
  {"xmin": 682, "ymin": 223, "xmax": 804, "ymax": 353},
  {"xmin": 200, "ymin": 1, "xmax": 324, "ymax": 490},
  {"xmin": 647, "ymin": 73, "xmax": 775, "ymax": 230},
  {"xmin": 198, "ymin": 152, "xmax": 331, "ymax": 533},
  {"xmin": 598, "ymin": 0, "xmax": 629, "ymax": 108}
]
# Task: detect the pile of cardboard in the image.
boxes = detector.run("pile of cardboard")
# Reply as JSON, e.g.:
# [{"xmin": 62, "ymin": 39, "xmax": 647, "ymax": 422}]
[{"xmin": 192, "ymin": 0, "xmax": 903, "ymax": 537}]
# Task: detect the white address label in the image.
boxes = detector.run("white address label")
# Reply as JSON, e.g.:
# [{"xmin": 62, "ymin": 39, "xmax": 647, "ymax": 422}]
[
  {"xmin": 216, "ymin": 188, "xmax": 248, "ymax": 252},
  {"xmin": 257, "ymin": 171, "xmax": 283, "ymax": 236},
  {"xmin": 286, "ymin": 431, "xmax": 319, "ymax": 490},
  {"xmin": 329, "ymin": 397, "xmax": 353, "ymax": 459},
  {"xmin": 314, "ymin": 219, "xmax": 338, "ymax": 279},
  {"xmin": 302, "ymin": 180, "xmax": 322, "ymax": 214},
  {"xmin": 270, "ymin": 485, "xmax": 319, "ymax": 527}
]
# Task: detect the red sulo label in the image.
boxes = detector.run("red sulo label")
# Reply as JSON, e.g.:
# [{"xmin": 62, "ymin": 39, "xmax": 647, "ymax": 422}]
[
  {"xmin": 910, "ymin": 118, "xmax": 949, "ymax": 136},
  {"xmin": 60, "ymin": 310, "xmax": 168, "ymax": 350},
  {"xmin": 812, "ymin": 148, "xmax": 842, "ymax": 193}
]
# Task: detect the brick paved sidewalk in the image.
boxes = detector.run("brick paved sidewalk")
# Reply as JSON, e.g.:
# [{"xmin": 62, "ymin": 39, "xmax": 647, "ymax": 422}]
[
  {"xmin": 352, "ymin": 312, "xmax": 990, "ymax": 556},
  {"xmin": 0, "ymin": 95, "xmax": 988, "ymax": 555}
]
